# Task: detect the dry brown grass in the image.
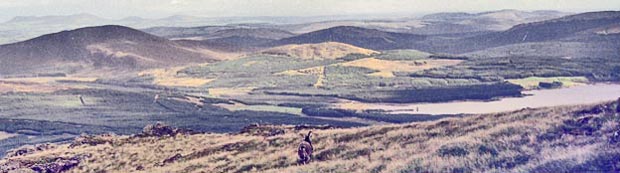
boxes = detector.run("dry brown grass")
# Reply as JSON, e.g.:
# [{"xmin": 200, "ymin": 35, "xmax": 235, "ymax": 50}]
[
  {"xmin": 0, "ymin": 131, "xmax": 16, "ymax": 140},
  {"xmin": 340, "ymin": 58, "xmax": 463, "ymax": 78},
  {"xmin": 262, "ymin": 42, "xmax": 378, "ymax": 60},
  {"xmin": 208, "ymin": 87, "xmax": 256, "ymax": 97},
  {"xmin": 139, "ymin": 67, "xmax": 214, "ymax": 87},
  {"xmin": 3, "ymin": 101, "xmax": 620, "ymax": 173}
]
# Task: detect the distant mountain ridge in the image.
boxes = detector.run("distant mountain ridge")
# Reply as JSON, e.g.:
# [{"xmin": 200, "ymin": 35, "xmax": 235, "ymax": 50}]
[
  {"xmin": 0, "ymin": 13, "xmax": 416, "ymax": 45},
  {"xmin": 144, "ymin": 27, "xmax": 295, "ymax": 40},
  {"xmin": 280, "ymin": 10, "xmax": 570, "ymax": 35},
  {"xmin": 269, "ymin": 11, "xmax": 620, "ymax": 58},
  {"xmin": 438, "ymin": 11, "xmax": 620, "ymax": 54},
  {"xmin": 0, "ymin": 10, "xmax": 569, "ymax": 45}
]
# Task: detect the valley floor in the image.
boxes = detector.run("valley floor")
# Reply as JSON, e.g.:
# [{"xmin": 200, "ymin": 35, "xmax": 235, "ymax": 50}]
[{"xmin": 2, "ymin": 100, "xmax": 620, "ymax": 173}]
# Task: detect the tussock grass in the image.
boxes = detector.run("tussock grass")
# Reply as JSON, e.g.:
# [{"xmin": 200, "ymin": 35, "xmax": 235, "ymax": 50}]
[{"xmin": 3, "ymin": 101, "xmax": 620, "ymax": 172}]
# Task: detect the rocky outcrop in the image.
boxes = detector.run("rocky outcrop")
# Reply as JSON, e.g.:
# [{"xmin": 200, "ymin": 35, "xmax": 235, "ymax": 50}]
[
  {"xmin": 240, "ymin": 123, "xmax": 286, "ymax": 137},
  {"xmin": 0, "ymin": 155, "xmax": 87, "ymax": 173},
  {"xmin": 294, "ymin": 124, "xmax": 336, "ymax": 131},
  {"xmin": 30, "ymin": 157, "xmax": 81, "ymax": 173},
  {"xmin": 137, "ymin": 122, "xmax": 196, "ymax": 137},
  {"xmin": 70, "ymin": 133, "xmax": 117, "ymax": 148},
  {"xmin": 239, "ymin": 123, "xmax": 337, "ymax": 137},
  {"xmin": 5, "ymin": 144, "xmax": 56, "ymax": 157}
]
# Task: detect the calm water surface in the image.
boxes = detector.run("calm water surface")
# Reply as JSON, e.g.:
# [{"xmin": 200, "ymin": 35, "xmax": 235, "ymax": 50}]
[{"xmin": 339, "ymin": 83, "xmax": 620, "ymax": 115}]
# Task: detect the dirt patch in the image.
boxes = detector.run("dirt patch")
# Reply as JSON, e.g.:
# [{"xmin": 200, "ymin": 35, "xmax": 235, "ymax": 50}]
[{"xmin": 0, "ymin": 131, "xmax": 17, "ymax": 140}]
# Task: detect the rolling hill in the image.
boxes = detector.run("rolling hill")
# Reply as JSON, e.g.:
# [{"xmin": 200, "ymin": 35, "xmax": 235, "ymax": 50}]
[
  {"xmin": 420, "ymin": 10, "xmax": 569, "ymax": 32},
  {"xmin": 2, "ymin": 100, "xmax": 619, "ymax": 172},
  {"xmin": 0, "ymin": 25, "xmax": 220, "ymax": 76},
  {"xmin": 431, "ymin": 11, "xmax": 620, "ymax": 54},
  {"xmin": 271, "ymin": 26, "xmax": 427, "ymax": 50}
]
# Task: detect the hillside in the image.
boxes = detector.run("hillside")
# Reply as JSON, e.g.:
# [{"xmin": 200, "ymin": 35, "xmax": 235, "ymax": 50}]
[
  {"xmin": 0, "ymin": 25, "xmax": 221, "ymax": 76},
  {"xmin": 261, "ymin": 42, "xmax": 378, "ymax": 59},
  {"xmin": 2, "ymin": 100, "xmax": 620, "ymax": 172},
  {"xmin": 280, "ymin": 10, "xmax": 569, "ymax": 35},
  {"xmin": 432, "ymin": 11, "xmax": 620, "ymax": 54},
  {"xmin": 271, "ymin": 26, "xmax": 427, "ymax": 50},
  {"xmin": 420, "ymin": 10, "xmax": 569, "ymax": 32}
]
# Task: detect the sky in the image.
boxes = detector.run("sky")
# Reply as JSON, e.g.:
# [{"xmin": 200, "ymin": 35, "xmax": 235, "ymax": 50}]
[{"xmin": 0, "ymin": 0, "xmax": 618, "ymax": 21}]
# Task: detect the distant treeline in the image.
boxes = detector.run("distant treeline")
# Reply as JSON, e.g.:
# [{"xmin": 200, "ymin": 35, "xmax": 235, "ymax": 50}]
[
  {"xmin": 301, "ymin": 107, "xmax": 461, "ymax": 124},
  {"xmin": 341, "ymin": 82, "xmax": 523, "ymax": 103}
]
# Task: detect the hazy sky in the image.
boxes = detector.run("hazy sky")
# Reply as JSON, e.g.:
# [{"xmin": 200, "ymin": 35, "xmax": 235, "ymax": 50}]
[{"xmin": 0, "ymin": 0, "xmax": 619, "ymax": 21}]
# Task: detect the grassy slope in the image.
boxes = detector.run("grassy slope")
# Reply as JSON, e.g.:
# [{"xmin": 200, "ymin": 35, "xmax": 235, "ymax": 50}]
[{"xmin": 3, "ymin": 100, "xmax": 620, "ymax": 172}]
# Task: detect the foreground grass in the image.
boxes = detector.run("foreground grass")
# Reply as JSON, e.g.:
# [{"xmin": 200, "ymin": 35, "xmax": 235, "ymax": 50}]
[{"xmin": 2, "ymin": 100, "xmax": 620, "ymax": 173}]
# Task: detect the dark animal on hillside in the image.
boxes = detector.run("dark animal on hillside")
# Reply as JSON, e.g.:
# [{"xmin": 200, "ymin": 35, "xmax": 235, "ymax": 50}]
[
  {"xmin": 616, "ymin": 98, "xmax": 620, "ymax": 113},
  {"xmin": 298, "ymin": 131, "xmax": 313, "ymax": 165}
]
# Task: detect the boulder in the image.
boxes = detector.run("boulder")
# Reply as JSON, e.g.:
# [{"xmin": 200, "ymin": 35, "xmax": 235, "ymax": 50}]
[
  {"xmin": 70, "ymin": 133, "xmax": 116, "ymax": 148},
  {"xmin": 0, "ymin": 156, "xmax": 84, "ymax": 173}
]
